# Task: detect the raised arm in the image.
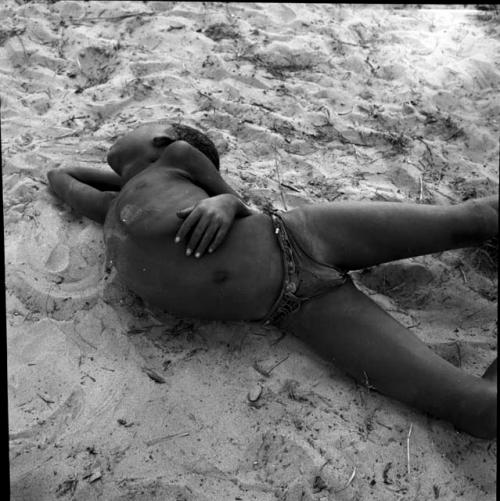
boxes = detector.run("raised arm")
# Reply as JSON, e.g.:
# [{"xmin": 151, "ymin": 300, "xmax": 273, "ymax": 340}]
[
  {"xmin": 47, "ymin": 167, "xmax": 122, "ymax": 224},
  {"xmin": 160, "ymin": 140, "xmax": 258, "ymax": 257},
  {"xmin": 159, "ymin": 140, "xmax": 244, "ymax": 198}
]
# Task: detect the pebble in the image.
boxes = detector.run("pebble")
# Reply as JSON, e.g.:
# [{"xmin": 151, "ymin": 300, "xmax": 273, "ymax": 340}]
[{"xmin": 247, "ymin": 384, "xmax": 262, "ymax": 402}]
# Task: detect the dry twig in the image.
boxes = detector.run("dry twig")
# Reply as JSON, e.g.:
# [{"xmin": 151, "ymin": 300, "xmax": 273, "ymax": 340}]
[
  {"xmin": 273, "ymin": 146, "xmax": 288, "ymax": 210},
  {"xmin": 37, "ymin": 393, "xmax": 54, "ymax": 405},
  {"xmin": 253, "ymin": 354, "xmax": 290, "ymax": 377},
  {"xmin": 72, "ymin": 12, "xmax": 155, "ymax": 24},
  {"xmin": 334, "ymin": 466, "xmax": 357, "ymax": 493},
  {"xmin": 406, "ymin": 423, "xmax": 413, "ymax": 480},
  {"xmin": 458, "ymin": 265, "xmax": 467, "ymax": 284},
  {"xmin": 145, "ymin": 431, "xmax": 190, "ymax": 446}
]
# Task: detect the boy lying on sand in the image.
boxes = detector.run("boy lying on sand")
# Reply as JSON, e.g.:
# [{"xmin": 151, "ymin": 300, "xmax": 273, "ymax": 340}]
[{"xmin": 47, "ymin": 122, "xmax": 497, "ymax": 439}]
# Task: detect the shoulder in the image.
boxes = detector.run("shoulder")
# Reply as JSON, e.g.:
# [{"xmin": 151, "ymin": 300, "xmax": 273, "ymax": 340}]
[{"xmin": 159, "ymin": 140, "xmax": 196, "ymax": 165}]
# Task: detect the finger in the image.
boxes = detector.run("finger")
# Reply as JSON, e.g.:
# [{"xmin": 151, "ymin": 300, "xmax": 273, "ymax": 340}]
[
  {"xmin": 175, "ymin": 209, "xmax": 201, "ymax": 244},
  {"xmin": 176, "ymin": 205, "xmax": 194, "ymax": 219},
  {"xmin": 208, "ymin": 224, "xmax": 229, "ymax": 254},
  {"xmin": 193, "ymin": 224, "xmax": 219, "ymax": 258},
  {"xmin": 186, "ymin": 217, "xmax": 210, "ymax": 256}
]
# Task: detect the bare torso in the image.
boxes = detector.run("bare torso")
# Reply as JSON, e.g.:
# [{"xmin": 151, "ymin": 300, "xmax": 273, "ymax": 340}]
[{"xmin": 103, "ymin": 166, "xmax": 283, "ymax": 320}]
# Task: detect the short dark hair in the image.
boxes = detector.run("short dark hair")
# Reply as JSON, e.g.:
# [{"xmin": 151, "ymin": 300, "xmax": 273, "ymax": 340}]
[{"xmin": 171, "ymin": 124, "xmax": 220, "ymax": 170}]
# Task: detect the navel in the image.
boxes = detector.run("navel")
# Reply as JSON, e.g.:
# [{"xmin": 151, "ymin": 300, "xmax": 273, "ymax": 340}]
[{"xmin": 213, "ymin": 269, "xmax": 229, "ymax": 284}]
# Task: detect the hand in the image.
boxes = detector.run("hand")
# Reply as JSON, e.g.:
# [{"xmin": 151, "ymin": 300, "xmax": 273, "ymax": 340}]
[{"xmin": 175, "ymin": 194, "xmax": 238, "ymax": 258}]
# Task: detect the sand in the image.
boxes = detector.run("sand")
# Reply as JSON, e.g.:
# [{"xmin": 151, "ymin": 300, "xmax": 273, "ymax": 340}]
[{"xmin": 4, "ymin": 2, "xmax": 498, "ymax": 500}]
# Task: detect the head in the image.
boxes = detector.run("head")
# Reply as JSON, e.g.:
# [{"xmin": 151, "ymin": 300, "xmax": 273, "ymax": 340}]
[{"xmin": 107, "ymin": 122, "xmax": 220, "ymax": 180}]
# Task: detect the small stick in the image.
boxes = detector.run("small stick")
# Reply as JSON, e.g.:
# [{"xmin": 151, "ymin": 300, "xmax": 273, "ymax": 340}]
[
  {"xmin": 267, "ymin": 354, "xmax": 290, "ymax": 374},
  {"xmin": 416, "ymin": 137, "xmax": 433, "ymax": 161},
  {"xmin": 336, "ymin": 38, "xmax": 369, "ymax": 48},
  {"xmin": 37, "ymin": 393, "xmax": 54, "ymax": 405},
  {"xmin": 406, "ymin": 423, "xmax": 413, "ymax": 480},
  {"xmin": 363, "ymin": 371, "xmax": 376, "ymax": 390},
  {"xmin": 365, "ymin": 56, "xmax": 377, "ymax": 74},
  {"xmin": 418, "ymin": 176, "xmax": 424, "ymax": 202},
  {"xmin": 82, "ymin": 371, "xmax": 96, "ymax": 382},
  {"xmin": 72, "ymin": 12, "xmax": 155, "ymax": 24},
  {"xmin": 464, "ymin": 305, "xmax": 487, "ymax": 319},
  {"xmin": 273, "ymin": 147, "xmax": 288, "ymax": 211},
  {"xmin": 15, "ymin": 34, "xmax": 29, "ymax": 63},
  {"xmin": 454, "ymin": 342, "xmax": 462, "ymax": 368},
  {"xmin": 45, "ymin": 284, "xmax": 54, "ymax": 316},
  {"xmin": 53, "ymin": 132, "xmax": 81, "ymax": 141},
  {"xmin": 445, "ymin": 128, "xmax": 462, "ymax": 142},
  {"xmin": 320, "ymin": 105, "xmax": 333, "ymax": 124},
  {"xmin": 142, "ymin": 367, "xmax": 166, "ymax": 384},
  {"xmin": 334, "ymin": 466, "xmax": 357, "ymax": 493},
  {"xmin": 145, "ymin": 431, "xmax": 190, "ymax": 446},
  {"xmin": 253, "ymin": 354, "xmax": 290, "ymax": 377},
  {"xmin": 319, "ymin": 459, "xmax": 331, "ymax": 472},
  {"xmin": 337, "ymin": 106, "xmax": 353, "ymax": 116},
  {"xmin": 280, "ymin": 182, "xmax": 301, "ymax": 193},
  {"xmin": 458, "ymin": 265, "xmax": 467, "ymax": 284}
]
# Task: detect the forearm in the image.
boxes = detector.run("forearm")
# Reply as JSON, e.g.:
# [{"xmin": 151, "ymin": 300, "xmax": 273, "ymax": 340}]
[
  {"xmin": 66, "ymin": 167, "xmax": 123, "ymax": 191},
  {"xmin": 48, "ymin": 167, "xmax": 122, "ymax": 193},
  {"xmin": 47, "ymin": 168, "xmax": 117, "ymax": 224},
  {"xmin": 162, "ymin": 141, "xmax": 242, "ymax": 199}
]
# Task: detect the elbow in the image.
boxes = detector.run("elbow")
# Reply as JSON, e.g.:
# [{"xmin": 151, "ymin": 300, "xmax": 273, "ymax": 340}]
[
  {"xmin": 47, "ymin": 168, "xmax": 72, "ymax": 199},
  {"xmin": 47, "ymin": 169, "xmax": 57, "ymax": 183},
  {"xmin": 47, "ymin": 169, "xmax": 60, "ymax": 191}
]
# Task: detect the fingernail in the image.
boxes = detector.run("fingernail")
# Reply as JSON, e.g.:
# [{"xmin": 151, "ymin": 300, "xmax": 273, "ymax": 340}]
[
  {"xmin": 186, "ymin": 249, "xmax": 191, "ymax": 256},
  {"xmin": 195, "ymin": 252, "xmax": 200, "ymax": 258},
  {"xmin": 175, "ymin": 236, "xmax": 180, "ymax": 243}
]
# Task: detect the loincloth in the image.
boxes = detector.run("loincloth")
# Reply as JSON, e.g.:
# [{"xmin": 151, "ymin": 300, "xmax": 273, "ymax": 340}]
[{"xmin": 262, "ymin": 210, "xmax": 350, "ymax": 326}]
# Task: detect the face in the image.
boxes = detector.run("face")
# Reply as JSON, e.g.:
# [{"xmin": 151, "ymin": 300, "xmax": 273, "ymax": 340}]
[{"xmin": 107, "ymin": 124, "xmax": 176, "ymax": 179}]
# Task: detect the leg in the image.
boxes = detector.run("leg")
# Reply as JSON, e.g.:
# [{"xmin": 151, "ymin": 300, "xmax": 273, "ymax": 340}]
[
  {"xmin": 283, "ymin": 281, "xmax": 497, "ymax": 438},
  {"xmin": 283, "ymin": 196, "xmax": 498, "ymax": 270}
]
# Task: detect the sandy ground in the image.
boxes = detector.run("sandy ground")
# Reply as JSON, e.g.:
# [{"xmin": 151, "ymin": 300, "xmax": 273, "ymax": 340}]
[{"xmin": 3, "ymin": 2, "xmax": 498, "ymax": 500}]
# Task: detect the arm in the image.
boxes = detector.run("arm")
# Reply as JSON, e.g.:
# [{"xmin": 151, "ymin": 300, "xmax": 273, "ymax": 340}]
[
  {"xmin": 161, "ymin": 141, "xmax": 258, "ymax": 257},
  {"xmin": 161, "ymin": 140, "xmax": 247, "ymax": 200},
  {"xmin": 47, "ymin": 167, "xmax": 121, "ymax": 224}
]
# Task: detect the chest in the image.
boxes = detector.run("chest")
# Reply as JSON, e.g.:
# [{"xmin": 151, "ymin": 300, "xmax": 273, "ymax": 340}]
[{"xmin": 112, "ymin": 168, "xmax": 207, "ymax": 234}]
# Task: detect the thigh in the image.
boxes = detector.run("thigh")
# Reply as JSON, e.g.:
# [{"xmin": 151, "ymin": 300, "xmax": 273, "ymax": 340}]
[{"xmin": 283, "ymin": 198, "xmax": 497, "ymax": 270}]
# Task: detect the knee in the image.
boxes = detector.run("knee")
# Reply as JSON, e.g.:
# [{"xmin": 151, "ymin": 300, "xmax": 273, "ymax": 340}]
[
  {"xmin": 470, "ymin": 198, "xmax": 498, "ymax": 237},
  {"xmin": 47, "ymin": 169, "xmax": 57, "ymax": 185},
  {"xmin": 458, "ymin": 198, "xmax": 498, "ymax": 240},
  {"xmin": 47, "ymin": 168, "xmax": 63, "ymax": 191},
  {"xmin": 455, "ymin": 384, "xmax": 497, "ymax": 439}
]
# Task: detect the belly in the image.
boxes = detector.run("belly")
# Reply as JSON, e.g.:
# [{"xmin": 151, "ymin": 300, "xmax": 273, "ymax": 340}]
[{"xmin": 103, "ymin": 208, "xmax": 283, "ymax": 321}]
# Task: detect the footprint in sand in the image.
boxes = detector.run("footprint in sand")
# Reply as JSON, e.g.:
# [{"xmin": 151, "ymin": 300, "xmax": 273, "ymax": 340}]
[{"xmin": 74, "ymin": 46, "xmax": 120, "ymax": 90}]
